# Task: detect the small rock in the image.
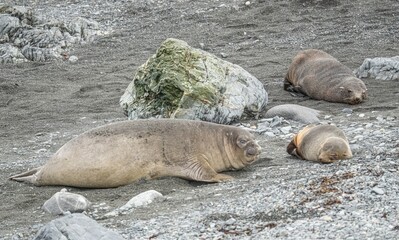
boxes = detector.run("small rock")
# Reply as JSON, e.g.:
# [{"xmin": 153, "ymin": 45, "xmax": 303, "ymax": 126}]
[
  {"xmin": 270, "ymin": 116, "xmax": 283, "ymax": 127},
  {"xmin": 104, "ymin": 190, "xmax": 163, "ymax": 218},
  {"xmin": 69, "ymin": 55, "xmax": 78, "ymax": 63},
  {"xmin": 342, "ymin": 108, "xmax": 353, "ymax": 114},
  {"xmin": 225, "ymin": 218, "xmax": 236, "ymax": 225},
  {"xmin": 320, "ymin": 215, "xmax": 332, "ymax": 221},
  {"xmin": 42, "ymin": 189, "xmax": 91, "ymax": 215},
  {"xmin": 120, "ymin": 190, "xmax": 163, "ymax": 211},
  {"xmin": 263, "ymin": 131, "xmax": 275, "ymax": 137},
  {"xmin": 280, "ymin": 126, "xmax": 292, "ymax": 134},
  {"xmin": 35, "ymin": 148, "xmax": 47, "ymax": 154},
  {"xmin": 371, "ymin": 187, "xmax": 384, "ymax": 195},
  {"xmin": 359, "ymin": 113, "xmax": 365, "ymax": 118},
  {"xmin": 220, "ymin": 52, "xmax": 228, "ymax": 58}
]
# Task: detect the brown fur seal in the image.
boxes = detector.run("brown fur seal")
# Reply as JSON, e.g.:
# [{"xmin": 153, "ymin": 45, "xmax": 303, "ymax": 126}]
[
  {"xmin": 286, "ymin": 124, "xmax": 352, "ymax": 163},
  {"xmin": 10, "ymin": 119, "xmax": 261, "ymax": 188},
  {"xmin": 284, "ymin": 49, "xmax": 367, "ymax": 104}
]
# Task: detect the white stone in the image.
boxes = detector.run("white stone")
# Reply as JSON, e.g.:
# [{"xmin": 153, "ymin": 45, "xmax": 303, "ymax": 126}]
[
  {"xmin": 120, "ymin": 190, "xmax": 163, "ymax": 212},
  {"xmin": 42, "ymin": 189, "xmax": 91, "ymax": 215},
  {"xmin": 104, "ymin": 190, "xmax": 163, "ymax": 218},
  {"xmin": 320, "ymin": 215, "xmax": 332, "ymax": 221},
  {"xmin": 371, "ymin": 187, "xmax": 384, "ymax": 195},
  {"xmin": 69, "ymin": 55, "xmax": 78, "ymax": 63}
]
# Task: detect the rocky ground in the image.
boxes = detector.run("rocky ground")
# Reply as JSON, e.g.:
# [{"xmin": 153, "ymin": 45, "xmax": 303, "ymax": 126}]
[{"xmin": 0, "ymin": 0, "xmax": 398, "ymax": 239}]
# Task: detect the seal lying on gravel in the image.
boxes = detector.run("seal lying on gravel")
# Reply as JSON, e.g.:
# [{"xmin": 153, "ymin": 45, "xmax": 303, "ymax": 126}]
[
  {"xmin": 284, "ymin": 49, "xmax": 367, "ymax": 104},
  {"xmin": 264, "ymin": 104, "xmax": 321, "ymax": 124},
  {"xmin": 10, "ymin": 119, "xmax": 261, "ymax": 188},
  {"xmin": 287, "ymin": 124, "xmax": 352, "ymax": 163}
]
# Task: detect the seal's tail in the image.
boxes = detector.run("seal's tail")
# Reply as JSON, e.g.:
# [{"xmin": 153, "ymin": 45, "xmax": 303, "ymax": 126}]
[{"xmin": 9, "ymin": 167, "xmax": 41, "ymax": 185}]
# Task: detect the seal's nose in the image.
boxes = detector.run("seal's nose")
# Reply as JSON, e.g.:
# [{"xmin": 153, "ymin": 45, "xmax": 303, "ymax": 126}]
[
  {"xmin": 351, "ymin": 96, "xmax": 362, "ymax": 104},
  {"xmin": 247, "ymin": 147, "xmax": 258, "ymax": 156},
  {"xmin": 247, "ymin": 143, "xmax": 261, "ymax": 156}
]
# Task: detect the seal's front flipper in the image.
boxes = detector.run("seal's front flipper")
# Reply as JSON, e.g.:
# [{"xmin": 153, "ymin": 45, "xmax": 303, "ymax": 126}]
[
  {"xmin": 209, "ymin": 173, "xmax": 234, "ymax": 182},
  {"xmin": 181, "ymin": 154, "xmax": 234, "ymax": 183},
  {"xmin": 9, "ymin": 167, "xmax": 41, "ymax": 185}
]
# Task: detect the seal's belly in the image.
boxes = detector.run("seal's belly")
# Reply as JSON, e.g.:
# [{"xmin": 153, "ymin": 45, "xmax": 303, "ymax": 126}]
[{"xmin": 40, "ymin": 135, "xmax": 165, "ymax": 188}]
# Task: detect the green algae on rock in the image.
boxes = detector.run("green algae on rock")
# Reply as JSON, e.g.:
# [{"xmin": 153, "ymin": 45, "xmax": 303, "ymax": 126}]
[{"xmin": 120, "ymin": 38, "xmax": 268, "ymax": 124}]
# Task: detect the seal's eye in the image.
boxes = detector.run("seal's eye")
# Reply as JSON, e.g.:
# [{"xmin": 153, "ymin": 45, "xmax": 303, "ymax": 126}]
[{"xmin": 237, "ymin": 138, "xmax": 248, "ymax": 148}]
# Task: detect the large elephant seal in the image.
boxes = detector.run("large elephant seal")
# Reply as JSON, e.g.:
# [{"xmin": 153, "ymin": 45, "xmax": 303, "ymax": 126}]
[
  {"xmin": 10, "ymin": 119, "xmax": 261, "ymax": 188},
  {"xmin": 287, "ymin": 124, "xmax": 352, "ymax": 163},
  {"xmin": 284, "ymin": 49, "xmax": 367, "ymax": 104}
]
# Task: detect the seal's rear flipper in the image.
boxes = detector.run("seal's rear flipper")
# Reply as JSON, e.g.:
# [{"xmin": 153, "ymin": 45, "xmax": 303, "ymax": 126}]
[
  {"xmin": 283, "ymin": 78, "xmax": 295, "ymax": 92},
  {"xmin": 9, "ymin": 167, "xmax": 41, "ymax": 185},
  {"xmin": 286, "ymin": 140, "xmax": 297, "ymax": 155},
  {"xmin": 284, "ymin": 78, "xmax": 307, "ymax": 97}
]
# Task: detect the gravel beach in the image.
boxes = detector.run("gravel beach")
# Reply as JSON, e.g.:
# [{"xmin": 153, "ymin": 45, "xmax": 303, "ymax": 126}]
[{"xmin": 1, "ymin": 0, "xmax": 398, "ymax": 239}]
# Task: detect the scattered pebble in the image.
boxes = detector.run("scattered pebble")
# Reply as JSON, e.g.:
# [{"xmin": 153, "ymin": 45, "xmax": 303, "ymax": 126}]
[
  {"xmin": 371, "ymin": 187, "xmax": 384, "ymax": 195},
  {"xmin": 342, "ymin": 108, "xmax": 353, "ymax": 114},
  {"xmin": 42, "ymin": 189, "xmax": 91, "ymax": 215},
  {"xmin": 68, "ymin": 55, "xmax": 78, "ymax": 63}
]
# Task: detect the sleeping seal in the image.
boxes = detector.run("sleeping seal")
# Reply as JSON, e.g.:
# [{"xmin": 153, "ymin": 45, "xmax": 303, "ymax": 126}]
[
  {"xmin": 284, "ymin": 49, "xmax": 367, "ymax": 104},
  {"xmin": 287, "ymin": 124, "xmax": 352, "ymax": 163}
]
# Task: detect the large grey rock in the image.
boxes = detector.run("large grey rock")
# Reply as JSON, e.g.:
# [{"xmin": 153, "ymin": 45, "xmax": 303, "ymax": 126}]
[
  {"xmin": 355, "ymin": 56, "xmax": 399, "ymax": 81},
  {"xmin": 0, "ymin": 5, "xmax": 38, "ymax": 26},
  {"xmin": 0, "ymin": 5, "xmax": 103, "ymax": 63},
  {"xmin": 34, "ymin": 213, "xmax": 125, "ymax": 240},
  {"xmin": 120, "ymin": 38, "xmax": 268, "ymax": 124},
  {"xmin": 42, "ymin": 189, "xmax": 91, "ymax": 215},
  {"xmin": 0, "ymin": 43, "xmax": 24, "ymax": 63},
  {"xmin": 264, "ymin": 104, "xmax": 321, "ymax": 124},
  {"xmin": 0, "ymin": 14, "xmax": 20, "ymax": 42}
]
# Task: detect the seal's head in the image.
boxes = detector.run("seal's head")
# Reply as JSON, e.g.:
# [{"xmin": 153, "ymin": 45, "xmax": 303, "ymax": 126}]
[
  {"xmin": 339, "ymin": 77, "xmax": 367, "ymax": 104},
  {"xmin": 235, "ymin": 132, "xmax": 262, "ymax": 165},
  {"xmin": 318, "ymin": 137, "xmax": 352, "ymax": 163}
]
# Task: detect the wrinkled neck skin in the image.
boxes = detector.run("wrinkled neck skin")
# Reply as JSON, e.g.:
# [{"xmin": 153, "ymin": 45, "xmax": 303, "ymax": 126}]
[
  {"xmin": 222, "ymin": 129, "xmax": 246, "ymax": 170},
  {"xmin": 199, "ymin": 127, "xmax": 247, "ymax": 172}
]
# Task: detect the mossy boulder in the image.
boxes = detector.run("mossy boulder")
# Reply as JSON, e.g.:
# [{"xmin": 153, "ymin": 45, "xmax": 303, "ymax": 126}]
[{"xmin": 120, "ymin": 38, "xmax": 268, "ymax": 124}]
